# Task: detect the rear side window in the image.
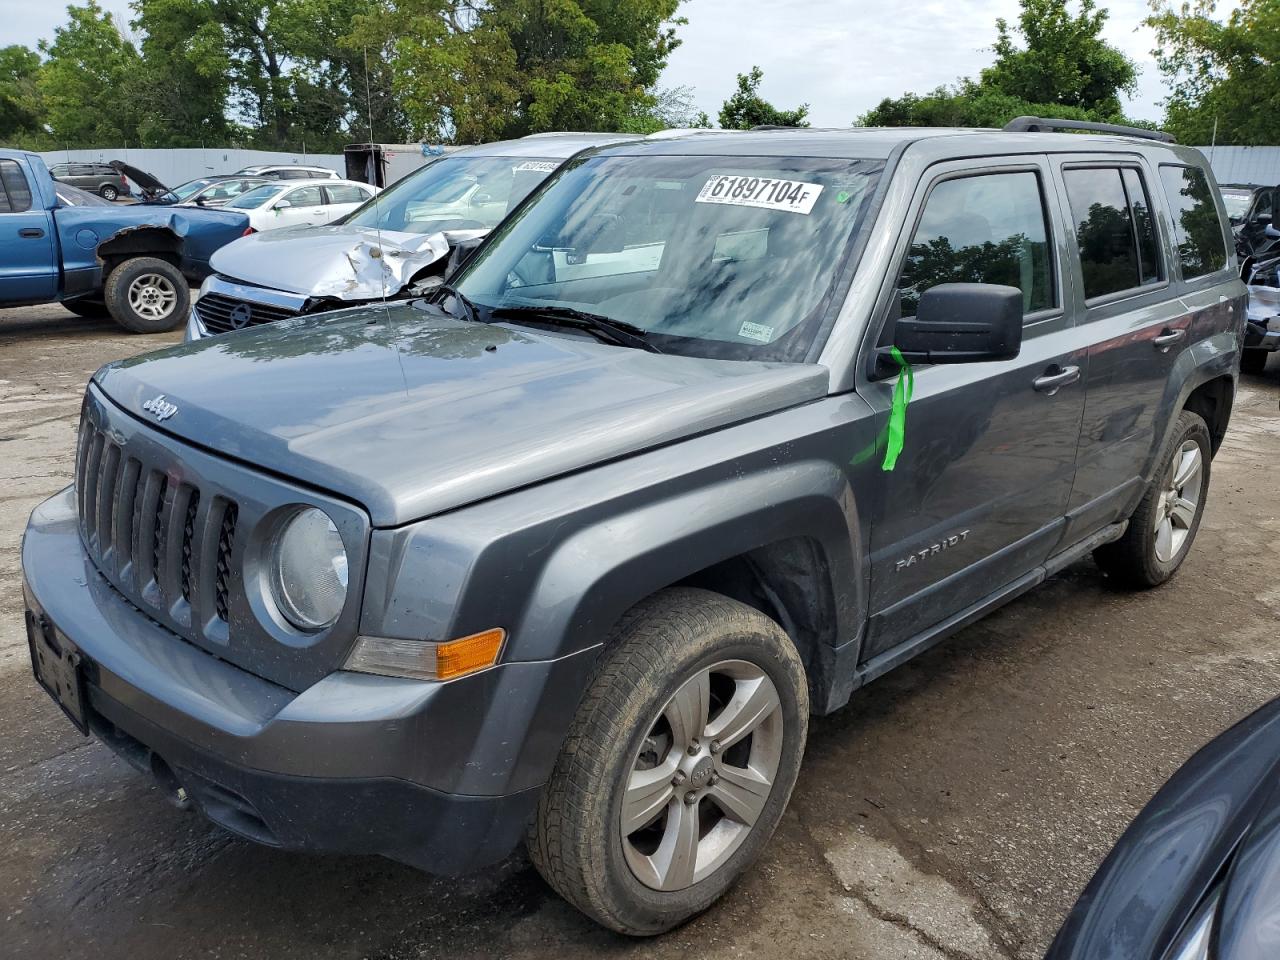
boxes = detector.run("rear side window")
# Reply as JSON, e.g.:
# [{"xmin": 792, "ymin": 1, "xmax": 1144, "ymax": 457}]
[
  {"xmin": 288, "ymin": 186, "xmax": 324, "ymax": 206},
  {"xmin": 0, "ymin": 160, "xmax": 33, "ymax": 213},
  {"xmin": 1064, "ymin": 166, "xmax": 1163, "ymax": 300},
  {"xmin": 325, "ymin": 184, "xmax": 369, "ymax": 203},
  {"xmin": 897, "ymin": 170, "xmax": 1055, "ymax": 318},
  {"xmin": 1160, "ymin": 165, "xmax": 1228, "ymax": 279}
]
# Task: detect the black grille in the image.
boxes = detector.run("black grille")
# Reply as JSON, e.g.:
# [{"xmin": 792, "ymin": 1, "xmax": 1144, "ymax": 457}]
[
  {"xmin": 214, "ymin": 504, "xmax": 237, "ymax": 622},
  {"xmin": 180, "ymin": 492, "xmax": 199, "ymax": 603},
  {"xmin": 151, "ymin": 476, "xmax": 168, "ymax": 587},
  {"xmin": 196, "ymin": 292, "xmax": 299, "ymax": 335},
  {"xmin": 76, "ymin": 415, "xmax": 239, "ymax": 621}
]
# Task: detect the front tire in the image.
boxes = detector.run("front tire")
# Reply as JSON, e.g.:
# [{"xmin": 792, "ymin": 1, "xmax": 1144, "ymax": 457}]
[
  {"xmin": 1241, "ymin": 349, "xmax": 1269, "ymax": 375},
  {"xmin": 103, "ymin": 257, "xmax": 189, "ymax": 333},
  {"xmin": 99, "ymin": 184, "xmax": 119, "ymax": 201},
  {"xmin": 1094, "ymin": 410, "xmax": 1211, "ymax": 588},
  {"xmin": 529, "ymin": 587, "xmax": 808, "ymax": 935}
]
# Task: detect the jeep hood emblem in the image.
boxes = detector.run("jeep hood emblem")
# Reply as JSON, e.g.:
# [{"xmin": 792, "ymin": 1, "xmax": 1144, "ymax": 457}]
[{"xmin": 141, "ymin": 394, "xmax": 178, "ymax": 422}]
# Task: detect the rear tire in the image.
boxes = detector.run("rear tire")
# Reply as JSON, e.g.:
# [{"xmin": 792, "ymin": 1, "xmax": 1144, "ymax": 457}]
[
  {"xmin": 103, "ymin": 257, "xmax": 189, "ymax": 333},
  {"xmin": 1241, "ymin": 349, "xmax": 1268, "ymax": 375},
  {"xmin": 1094, "ymin": 410, "xmax": 1211, "ymax": 588},
  {"xmin": 528, "ymin": 587, "xmax": 808, "ymax": 935},
  {"xmin": 99, "ymin": 184, "xmax": 119, "ymax": 201}
]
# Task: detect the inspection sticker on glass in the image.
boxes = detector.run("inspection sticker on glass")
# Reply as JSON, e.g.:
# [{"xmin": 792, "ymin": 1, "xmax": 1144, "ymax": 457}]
[
  {"xmin": 514, "ymin": 160, "xmax": 558, "ymax": 173},
  {"xmin": 739, "ymin": 320, "xmax": 775, "ymax": 342},
  {"xmin": 696, "ymin": 175, "xmax": 824, "ymax": 215}
]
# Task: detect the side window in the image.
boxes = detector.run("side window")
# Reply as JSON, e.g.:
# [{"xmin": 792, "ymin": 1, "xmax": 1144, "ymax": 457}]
[
  {"xmin": 1064, "ymin": 166, "xmax": 1163, "ymax": 300},
  {"xmin": 897, "ymin": 170, "xmax": 1054, "ymax": 318},
  {"xmin": 1256, "ymin": 190, "xmax": 1273, "ymax": 220},
  {"xmin": 1159, "ymin": 165, "xmax": 1228, "ymax": 280},
  {"xmin": 0, "ymin": 160, "xmax": 33, "ymax": 213},
  {"xmin": 287, "ymin": 186, "xmax": 324, "ymax": 206},
  {"xmin": 325, "ymin": 184, "xmax": 368, "ymax": 204},
  {"xmin": 49, "ymin": 164, "xmax": 68, "ymax": 177}
]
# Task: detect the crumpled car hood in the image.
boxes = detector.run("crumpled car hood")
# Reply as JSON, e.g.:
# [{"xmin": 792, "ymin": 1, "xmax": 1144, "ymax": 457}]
[
  {"xmin": 210, "ymin": 224, "xmax": 484, "ymax": 301},
  {"xmin": 94, "ymin": 302, "xmax": 829, "ymax": 526}
]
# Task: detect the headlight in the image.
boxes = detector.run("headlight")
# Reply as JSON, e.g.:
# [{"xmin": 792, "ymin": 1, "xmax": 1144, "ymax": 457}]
[{"xmin": 270, "ymin": 507, "xmax": 348, "ymax": 630}]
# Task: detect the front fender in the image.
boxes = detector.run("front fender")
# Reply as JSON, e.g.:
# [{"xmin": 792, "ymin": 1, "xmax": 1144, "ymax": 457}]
[{"xmin": 357, "ymin": 398, "xmax": 875, "ymax": 794}]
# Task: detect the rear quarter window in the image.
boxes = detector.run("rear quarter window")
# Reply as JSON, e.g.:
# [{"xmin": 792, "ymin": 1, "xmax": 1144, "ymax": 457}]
[
  {"xmin": 1159, "ymin": 164, "xmax": 1228, "ymax": 280},
  {"xmin": 0, "ymin": 160, "xmax": 33, "ymax": 213}
]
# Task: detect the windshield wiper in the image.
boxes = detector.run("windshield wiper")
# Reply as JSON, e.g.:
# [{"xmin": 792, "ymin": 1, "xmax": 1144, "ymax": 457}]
[
  {"xmin": 489, "ymin": 304, "xmax": 662, "ymax": 354},
  {"xmin": 432, "ymin": 283, "xmax": 479, "ymax": 322}
]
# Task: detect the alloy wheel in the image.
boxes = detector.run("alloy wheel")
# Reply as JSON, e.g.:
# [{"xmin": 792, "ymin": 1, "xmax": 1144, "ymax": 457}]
[
  {"xmin": 1153, "ymin": 439, "xmax": 1204, "ymax": 563},
  {"xmin": 620, "ymin": 659, "xmax": 783, "ymax": 892},
  {"xmin": 127, "ymin": 273, "xmax": 178, "ymax": 323}
]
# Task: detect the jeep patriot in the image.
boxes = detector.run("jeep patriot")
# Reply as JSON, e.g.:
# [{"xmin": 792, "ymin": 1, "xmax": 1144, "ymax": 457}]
[{"xmin": 22, "ymin": 119, "xmax": 1243, "ymax": 935}]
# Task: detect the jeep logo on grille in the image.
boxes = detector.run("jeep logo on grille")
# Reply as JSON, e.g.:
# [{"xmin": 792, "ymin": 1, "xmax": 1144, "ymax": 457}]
[
  {"xmin": 141, "ymin": 394, "xmax": 178, "ymax": 422},
  {"xmin": 229, "ymin": 303, "xmax": 252, "ymax": 328}
]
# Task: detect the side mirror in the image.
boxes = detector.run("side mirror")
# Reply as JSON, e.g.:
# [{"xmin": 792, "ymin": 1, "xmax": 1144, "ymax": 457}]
[
  {"xmin": 1254, "ymin": 213, "xmax": 1272, "ymax": 226},
  {"xmin": 891, "ymin": 283, "xmax": 1023, "ymax": 365},
  {"xmin": 274, "ymin": 199, "xmax": 292, "ymax": 210}
]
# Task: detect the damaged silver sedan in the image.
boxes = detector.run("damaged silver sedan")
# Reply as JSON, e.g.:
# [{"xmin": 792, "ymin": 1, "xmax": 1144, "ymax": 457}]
[{"xmin": 185, "ymin": 133, "xmax": 637, "ymax": 339}]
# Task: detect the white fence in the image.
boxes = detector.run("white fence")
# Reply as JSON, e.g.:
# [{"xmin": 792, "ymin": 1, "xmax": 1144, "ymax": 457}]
[
  {"xmin": 1194, "ymin": 146, "xmax": 1280, "ymax": 186},
  {"xmin": 37, "ymin": 147, "xmax": 345, "ymax": 189}
]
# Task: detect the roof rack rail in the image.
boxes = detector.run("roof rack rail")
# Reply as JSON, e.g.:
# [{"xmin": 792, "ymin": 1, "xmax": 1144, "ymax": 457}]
[
  {"xmin": 1003, "ymin": 116, "xmax": 1176, "ymax": 143},
  {"xmin": 749, "ymin": 124, "xmax": 804, "ymax": 131}
]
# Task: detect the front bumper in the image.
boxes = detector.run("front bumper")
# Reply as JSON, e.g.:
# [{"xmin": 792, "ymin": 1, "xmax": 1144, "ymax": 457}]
[{"xmin": 21, "ymin": 487, "xmax": 546, "ymax": 874}]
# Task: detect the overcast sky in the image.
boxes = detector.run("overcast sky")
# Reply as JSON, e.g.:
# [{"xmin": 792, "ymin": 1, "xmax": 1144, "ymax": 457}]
[{"xmin": 6, "ymin": 0, "xmax": 1212, "ymax": 126}]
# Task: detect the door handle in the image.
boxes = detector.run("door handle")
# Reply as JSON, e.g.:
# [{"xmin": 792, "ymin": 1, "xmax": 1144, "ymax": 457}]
[
  {"xmin": 1153, "ymin": 328, "xmax": 1186, "ymax": 351},
  {"xmin": 1032, "ymin": 365, "xmax": 1081, "ymax": 395},
  {"xmin": 18, "ymin": 228, "xmax": 44, "ymax": 238}
]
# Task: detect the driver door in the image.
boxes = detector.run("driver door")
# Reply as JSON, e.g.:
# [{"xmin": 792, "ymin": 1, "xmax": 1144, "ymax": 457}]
[
  {"xmin": 861, "ymin": 157, "xmax": 1088, "ymax": 662},
  {"xmin": 278, "ymin": 185, "xmax": 328, "ymax": 227}
]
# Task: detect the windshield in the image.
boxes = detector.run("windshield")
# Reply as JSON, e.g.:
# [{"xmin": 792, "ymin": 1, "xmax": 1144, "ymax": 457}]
[
  {"xmin": 1221, "ymin": 189, "xmax": 1254, "ymax": 221},
  {"xmin": 454, "ymin": 154, "xmax": 883, "ymax": 362},
  {"xmin": 171, "ymin": 178, "xmax": 214, "ymax": 202},
  {"xmin": 227, "ymin": 183, "xmax": 289, "ymax": 209},
  {"xmin": 342, "ymin": 155, "xmax": 559, "ymax": 234}
]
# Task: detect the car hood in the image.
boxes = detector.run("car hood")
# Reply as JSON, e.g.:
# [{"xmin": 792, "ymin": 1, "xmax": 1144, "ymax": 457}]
[
  {"xmin": 210, "ymin": 224, "xmax": 487, "ymax": 302},
  {"xmin": 93, "ymin": 302, "xmax": 829, "ymax": 526},
  {"xmin": 1046, "ymin": 697, "xmax": 1280, "ymax": 960},
  {"xmin": 109, "ymin": 160, "xmax": 167, "ymax": 193}
]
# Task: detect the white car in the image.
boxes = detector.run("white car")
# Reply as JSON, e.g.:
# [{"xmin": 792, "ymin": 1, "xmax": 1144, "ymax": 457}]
[
  {"xmin": 233, "ymin": 164, "xmax": 340, "ymax": 180},
  {"xmin": 225, "ymin": 179, "xmax": 379, "ymax": 233}
]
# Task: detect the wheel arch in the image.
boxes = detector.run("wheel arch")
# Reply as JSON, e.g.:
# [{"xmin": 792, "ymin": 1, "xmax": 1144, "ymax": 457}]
[
  {"xmin": 1182, "ymin": 373, "xmax": 1234, "ymax": 456},
  {"xmin": 97, "ymin": 226, "xmax": 185, "ymax": 276}
]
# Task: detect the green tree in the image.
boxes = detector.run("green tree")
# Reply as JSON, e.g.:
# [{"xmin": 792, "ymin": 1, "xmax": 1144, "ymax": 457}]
[
  {"xmin": 128, "ymin": 0, "xmax": 234, "ymax": 146},
  {"xmin": 717, "ymin": 66, "xmax": 808, "ymax": 130},
  {"xmin": 0, "ymin": 46, "xmax": 45, "ymax": 146},
  {"xmin": 982, "ymin": 0, "xmax": 1135, "ymax": 115},
  {"xmin": 860, "ymin": 0, "xmax": 1139, "ymax": 129},
  {"xmin": 1148, "ymin": 0, "xmax": 1280, "ymax": 145},
  {"xmin": 348, "ymin": 0, "xmax": 684, "ymax": 143},
  {"xmin": 38, "ymin": 2, "xmax": 141, "ymax": 147}
]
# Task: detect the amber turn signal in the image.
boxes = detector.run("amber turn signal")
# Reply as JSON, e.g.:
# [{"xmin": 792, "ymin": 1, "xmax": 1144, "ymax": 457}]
[{"xmin": 344, "ymin": 629, "xmax": 506, "ymax": 682}]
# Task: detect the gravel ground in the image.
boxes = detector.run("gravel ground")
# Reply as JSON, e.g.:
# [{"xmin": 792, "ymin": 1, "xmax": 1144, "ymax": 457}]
[{"xmin": 2, "ymin": 301, "xmax": 1279, "ymax": 960}]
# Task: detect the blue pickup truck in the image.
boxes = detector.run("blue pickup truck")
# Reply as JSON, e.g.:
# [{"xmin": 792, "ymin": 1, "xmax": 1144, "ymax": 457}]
[{"xmin": 1, "ymin": 150, "xmax": 249, "ymax": 332}]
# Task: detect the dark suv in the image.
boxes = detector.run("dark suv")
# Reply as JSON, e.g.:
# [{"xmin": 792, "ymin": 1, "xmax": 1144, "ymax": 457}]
[
  {"xmin": 22, "ymin": 119, "xmax": 1243, "ymax": 936},
  {"xmin": 47, "ymin": 161, "xmax": 130, "ymax": 201}
]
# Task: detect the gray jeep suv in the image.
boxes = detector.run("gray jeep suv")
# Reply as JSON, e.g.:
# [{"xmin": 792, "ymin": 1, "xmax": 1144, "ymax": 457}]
[{"xmin": 22, "ymin": 119, "xmax": 1243, "ymax": 935}]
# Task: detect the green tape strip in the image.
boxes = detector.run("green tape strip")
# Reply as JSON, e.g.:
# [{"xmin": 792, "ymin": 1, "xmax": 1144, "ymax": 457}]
[{"xmin": 881, "ymin": 346, "xmax": 913, "ymax": 471}]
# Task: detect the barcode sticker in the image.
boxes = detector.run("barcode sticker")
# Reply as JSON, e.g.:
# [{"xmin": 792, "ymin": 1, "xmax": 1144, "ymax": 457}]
[
  {"xmin": 695, "ymin": 175, "xmax": 823, "ymax": 215},
  {"xmin": 515, "ymin": 160, "xmax": 558, "ymax": 173}
]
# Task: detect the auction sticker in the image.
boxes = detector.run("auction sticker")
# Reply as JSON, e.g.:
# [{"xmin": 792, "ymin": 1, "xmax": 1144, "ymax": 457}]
[
  {"xmin": 515, "ymin": 160, "xmax": 558, "ymax": 173},
  {"xmin": 696, "ymin": 175, "xmax": 824, "ymax": 214}
]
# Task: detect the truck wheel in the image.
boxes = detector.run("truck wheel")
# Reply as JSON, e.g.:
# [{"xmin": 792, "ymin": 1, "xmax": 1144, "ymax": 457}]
[
  {"xmin": 1241, "ymin": 349, "xmax": 1268, "ymax": 375},
  {"xmin": 104, "ymin": 258, "xmax": 189, "ymax": 333},
  {"xmin": 1094, "ymin": 410, "xmax": 1211, "ymax": 588},
  {"xmin": 528, "ymin": 587, "xmax": 808, "ymax": 935},
  {"xmin": 99, "ymin": 184, "xmax": 119, "ymax": 201}
]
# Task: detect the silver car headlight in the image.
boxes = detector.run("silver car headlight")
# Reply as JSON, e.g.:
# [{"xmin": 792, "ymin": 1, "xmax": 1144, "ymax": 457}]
[{"xmin": 270, "ymin": 507, "xmax": 349, "ymax": 630}]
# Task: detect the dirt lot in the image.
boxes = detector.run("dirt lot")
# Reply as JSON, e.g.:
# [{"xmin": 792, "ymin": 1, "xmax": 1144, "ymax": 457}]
[{"xmin": 2, "ymin": 302, "xmax": 1279, "ymax": 960}]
